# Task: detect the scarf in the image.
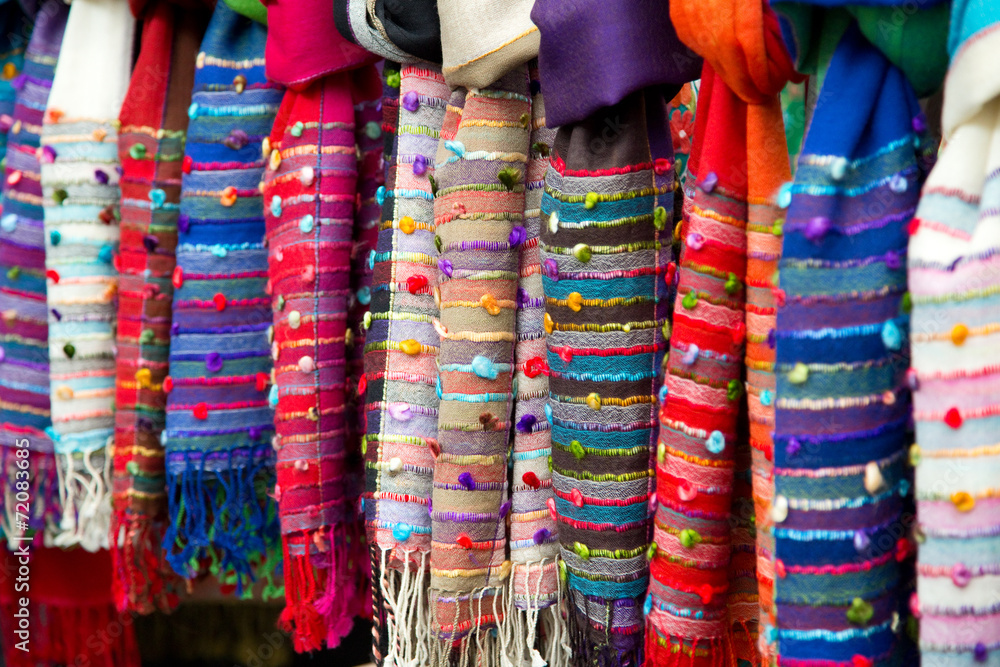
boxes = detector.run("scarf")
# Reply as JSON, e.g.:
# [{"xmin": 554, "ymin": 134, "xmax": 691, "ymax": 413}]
[
  {"xmin": 644, "ymin": 3, "xmax": 798, "ymax": 664},
  {"xmin": 0, "ymin": 0, "xmax": 67, "ymax": 543},
  {"xmin": 40, "ymin": 0, "xmax": 134, "ymax": 554},
  {"xmin": 908, "ymin": 2, "xmax": 1000, "ymax": 663},
  {"xmin": 0, "ymin": 546, "xmax": 141, "ymax": 667},
  {"xmin": 365, "ymin": 61, "xmax": 449, "ymax": 667},
  {"xmin": 436, "ymin": 0, "xmax": 537, "ymax": 89},
  {"xmin": 161, "ymin": 0, "xmax": 283, "ymax": 598},
  {"xmin": 334, "ymin": 0, "xmax": 442, "ymax": 64},
  {"xmin": 261, "ymin": 0, "xmax": 380, "ymax": 650},
  {"xmin": 111, "ymin": 0, "xmax": 211, "ymax": 614},
  {"xmin": 768, "ymin": 1, "xmax": 948, "ymax": 663}
]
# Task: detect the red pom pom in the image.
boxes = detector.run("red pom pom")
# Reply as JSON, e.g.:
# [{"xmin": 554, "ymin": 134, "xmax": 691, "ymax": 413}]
[
  {"xmin": 193, "ymin": 402, "xmax": 208, "ymax": 420},
  {"xmin": 255, "ymin": 372, "xmax": 269, "ymax": 392},
  {"xmin": 456, "ymin": 533, "xmax": 473, "ymax": 549},
  {"xmin": 46, "ymin": 269, "xmax": 59, "ymax": 284},
  {"xmin": 213, "ymin": 293, "xmax": 227, "ymax": 311},
  {"xmin": 172, "ymin": 266, "xmax": 183, "ymax": 288},
  {"xmin": 163, "ymin": 376, "xmax": 173, "ymax": 393},
  {"xmin": 406, "ymin": 274, "xmax": 428, "ymax": 294},
  {"xmin": 944, "ymin": 407, "xmax": 962, "ymax": 429},
  {"xmin": 522, "ymin": 471, "xmax": 541, "ymax": 489},
  {"xmin": 182, "ymin": 155, "xmax": 193, "ymax": 174}
]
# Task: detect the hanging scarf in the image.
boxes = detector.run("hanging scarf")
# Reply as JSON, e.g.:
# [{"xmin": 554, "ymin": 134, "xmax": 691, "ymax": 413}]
[
  {"xmin": 0, "ymin": 0, "xmax": 27, "ymax": 164},
  {"xmin": 645, "ymin": 3, "xmax": 799, "ymax": 664},
  {"xmin": 0, "ymin": 547, "xmax": 141, "ymax": 667},
  {"xmin": 0, "ymin": 0, "xmax": 67, "ymax": 542},
  {"xmin": 364, "ymin": 62, "xmax": 449, "ymax": 667},
  {"xmin": 161, "ymin": 0, "xmax": 283, "ymax": 598},
  {"xmin": 908, "ymin": 2, "xmax": 1000, "ymax": 664},
  {"xmin": 261, "ymin": 0, "xmax": 379, "ymax": 651},
  {"xmin": 531, "ymin": 2, "xmax": 698, "ymax": 665},
  {"xmin": 768, "ymin": 1, "xmax": 947, "ymax": 664},
  {"xmin": 40, "ymin": 0, "xmax": 134, "ymax": 553},
  {"xmin": 111, "ymin": 0, "xmax": 212, "ymax": 614}
]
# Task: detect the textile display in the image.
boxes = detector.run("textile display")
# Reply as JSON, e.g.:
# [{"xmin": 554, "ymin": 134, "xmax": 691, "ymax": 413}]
[
  {"xmin": 161, "ymin": 0, "xmax": 283, "ymax": 595},
  {"xmin": 111, "ymin": 0, "xmax": 211, "ymax": 614},
  {"xmin": 909, "ymin": 1, "xmax": 1000, "ymax": 664},
  {"xmin": 40, "ymin": 0, "xmax": 134, "ymax": 553},
  {"xmin": 768, "ymin": 1, "xmax": 947, "ymax": 663},
  {"xmin": 0, "ymin": 0, "xmax": 68, "ymax": 542}
]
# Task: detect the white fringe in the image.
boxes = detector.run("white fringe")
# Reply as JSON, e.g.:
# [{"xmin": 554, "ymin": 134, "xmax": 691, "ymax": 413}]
[
  {"xmin": 380, "ymin": 548, "xmax": 433, "ymax": 667},
  {"xmin": 50, "ymin": 446, "xmax": 111, "ymax": 551}
]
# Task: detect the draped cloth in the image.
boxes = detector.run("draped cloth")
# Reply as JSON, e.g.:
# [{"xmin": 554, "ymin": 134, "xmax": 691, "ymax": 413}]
[
  {"xmin": 111, "ymin": 0, "xmax": 211, "ymax": 614},
  {"xmin": 0, "ymin": 0, "xmax": 67, "ymax": 543},
  {"xmin": 161, "ymin": 0, "xmax": 283, "ymax": 596},
  {"xmin": 261, "ymin": 0, "xmax": 380, "ymax": 650},
  {"xmin": 768, "ymin": 1, "xmax": 947, "ymax": 663},
  {"xmin": 644, "ymin": 2, "xmax": 798, "ymax": 664},
  {"xmin": 908, "ymin": 2, "xmax": 1000, "ymax": 664},
  {"xmin": 41, "ymin": 0, "xmax": 134, "ymax": 553}
]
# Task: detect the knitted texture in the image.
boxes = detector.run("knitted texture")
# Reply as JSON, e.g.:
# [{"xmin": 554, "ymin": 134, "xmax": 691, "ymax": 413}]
[
  {"xmin": 111, "ymin": 0, "xmax": 209, "ymax": 614},
  {"xmin": 769, "ymin": 21, "xmax": 930, "ymax": 666},
  {"xmin": 162, "ymin": 0, "xmax": 282, "ymax": 596},
  {"xmin": 0, "ymin": 0, "xmax": 68, "ymax": 542},
  {"xmin": 540, "ymin": 90, "xmax": 672, "ymax": 667},
  {"xmin": 41, "ymin": 0, "xmax": 134, "ymax": 553},
  {"xmin": 909, "ymin": 2, "xmax": 1000, "ymax": 663},
  {"xmin": 262, "ymin": 66, "xmax": 380, "ymax": 652},
  {"xmin": 428, "ymin": 66, "xmax": 531, "ymax": 663},
  {"xmin": 365, "ymin": 62, "xmax": 448, "ymax": 667}
]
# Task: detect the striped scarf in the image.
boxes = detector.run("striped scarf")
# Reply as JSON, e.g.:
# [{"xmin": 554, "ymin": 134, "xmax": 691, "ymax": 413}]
[
  {"xmin": 0, "ymin": 0, "xmax": 67, "ymax": 542},
  {"xmin": 261, "ymin": 21, "xmax": 380, "ymax": 649},
  {"xmin": 161, "ymin": 0, "xmax": 283, "ymax": 598},
  {"xmin": 908, "ymin": 1, "xmax": 1000, "ymax": 663},
  {"xmin": 645, "ymin": 3, "xmax": 798, "ymax": 664},
  {"xmin": 111, "ymin": 0, "xmax": 211, "ymax": 614},
  {"xmin": 768, "ymin": 1, "xmax": 948, "ymax": 663},
  {"xmin": 41, "ymin": 0, "xmax": 134, "ymax": 553},
  {"xmin": 540, "ymin": 90, "xmax": 673, "ymax": 667}
]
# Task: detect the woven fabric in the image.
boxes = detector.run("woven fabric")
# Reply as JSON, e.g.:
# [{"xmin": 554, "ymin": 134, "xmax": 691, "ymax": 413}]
[
  {"xmin": 436, "ymin": 0, "xmax": 538, "ymax": 89},
  {"xmin": 428, "ymin": 66, "xmax": 531, "ymax": 662},
  {"xmin": 0, "ymin": 0, "xmax": 67, "ymax": 542},
  {"xmin": 40, "ymin": 0, "xmax": 134, "ymax": 553},
  {"xmin": 509, "ymin": 64, "xmax": 562, "ymax": 652},
  {"xmin": 768, "ymin": 16, "xmax": 935, "ymax": 665},
  {"xmin": 647, "ymin": 3, "xmax": 798, "ymax": 664},
  {"xmin": 365, "ymin": 62, "xmax": 449, "ymax": 667},
  {"xmin": 539, "ymin": 91, "xmax": 672, "ymax": 667},
  {"xmin": 161, "ymin": 0, "xmax": 282, "ymax": 596},
  {"xmin": 111, "ymin": 0, "xmax": 210, "ymax": 614},
  {"xmin": 909, "ymin": 2, "xmax": 1000, "ymax": 664},
  {"xmin": 262, "ymin": 65, "xmax": 381, "ymax": 652}
]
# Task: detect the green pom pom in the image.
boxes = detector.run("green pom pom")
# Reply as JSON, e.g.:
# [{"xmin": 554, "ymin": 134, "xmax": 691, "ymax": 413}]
[
  {"xmin": 682, "ymin": 291, "xmax": 698, "ymax": 310},
  {"xmin": 497, "ymin": 166, "xmax": 522, "ymax": 191}
]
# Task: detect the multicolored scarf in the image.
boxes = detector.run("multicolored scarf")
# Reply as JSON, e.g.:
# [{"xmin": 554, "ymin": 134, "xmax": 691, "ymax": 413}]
[
  {"xmin": 768, "ymin": 1, "xmax": 948, "ymax": 663},
  {"xmin": 41, "ymin": 0, "xmax": 134, "ymax": 553},
  {"xmin": 162, "ymin": 0, "xmax": 283, "ymax": 598},
  {"xmin": 908, "ymin": 1, "xmax": 1000, "ymax": 663},
  {"xmin": 365, "ymin": 62, "xmax": 449, "ymax": 667},
  {"xmin": 646, "ymin": 2, "xmax": 799, "ymax": 664},
  {"xmin": 537, "ymin": 91, "xmax": 673, "ymax": 666},
  {"xmin": 0, "ymin": 0, "xmax": 67, "ymax": 542},
  {"xmin": 261, "ymin": 0, "xmax": 380, "ymax": 650},
  {"xmin": 111, "ymin": 0, "xmax": 211, "ymax": 614}
]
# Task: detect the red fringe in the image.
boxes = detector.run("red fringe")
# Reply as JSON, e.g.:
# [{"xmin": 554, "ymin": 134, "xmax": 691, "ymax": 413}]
[{"xmin": 109, "ymin": 509, "xmax": 179, "ymax": 614}]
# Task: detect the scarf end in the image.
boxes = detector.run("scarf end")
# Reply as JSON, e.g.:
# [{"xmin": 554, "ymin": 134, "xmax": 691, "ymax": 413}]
[
  {"xmin": 110, "ymin": 509, "xmax": 179, "ymax": 614},
  {"xmin": 644, "ymin": 620, "xmax": 730, "ymax": 667},
  {"xmin": 373, "ymin": 548, "xmax": 433, "ymax": 667},
  {"xmin": 51, "ymin": 446, "xmax": 112, "ymax": 552},
  {"xmin": 1, "ymin": 445, "xmax": 60, "ymax": 543}
]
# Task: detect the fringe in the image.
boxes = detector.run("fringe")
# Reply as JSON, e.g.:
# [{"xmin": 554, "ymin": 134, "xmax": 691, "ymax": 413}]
[
  {"xmin": 565, "ymin": 597, "xmax": 643, "ymax": 667},
  {"xmin": 376, "ymin": 548, "xmax": 432, "ymax": 667},
  {"xmin": 509, "ymin": 559, "xmax": 570, "ymax": 667},
  {"xmin": 51, "ymin": 447, "xmax": 112, "ymax": 551},
  {"xmin": 163, "ymin": 445, "xmax": 279, "ymax": 595},
  {"xmin": 643, "ymin": 623, "xmax": 728, "ymax": 667},
  {"xmin": 109, "ymin": 509, "xmax": 177, "ymax": 614},
  {"xmin": 0, "ymin": 446, "xmax": 60, "ymax": 543},
  {"xmin": 279, "ymin": 520, "xmax": 370, "ymax": 652},
  {"xmin": 1, "ymin": 594, "xmax": 141, "ymax": 667}
]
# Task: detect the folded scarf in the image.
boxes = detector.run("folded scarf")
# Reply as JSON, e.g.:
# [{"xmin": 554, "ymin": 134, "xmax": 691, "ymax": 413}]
[
  {"xmin": 365, "ymin": 62, "xmax": 449, "ymax": 667},
  {"xmin": 111, "ymin": 0, "xmax": 212, "ymax": 614},
  {"xmin": 262, "ymin": 0, "xmax": 380, "ymax": 650},
  {"xmin": 161, "ymin": 0, "xmax": 283, "ymax": 597},
  {"xmin": 41, "ymin": 0, "xmax": 134, "ymax": 554},
  {"xmin": 530, "ymin": 0, "xmax": 701, "ymax": 128},
  {"xmin": 908, "ymin": 2, "xmax": 1000, "ymax": 664},
  {"xmin": 768, "ymin": 2, "xmax": 947, "ymax": 663},
  {"xmin": 645, "ymin": 3, "xmax": 799, "ymax": 664},
  {"xmin": 437, "ymin": 0, "xmax": 537, "ymax": 88},
  {"xmin": 334, "ymin": 0, "xmax": 442, "ymax": 64},
  {"xmin": 0, "ymin": 0, "xmax": 67, "ymax": 543},
  {"xmin": 539, "ymin": 89, "xmax": 673, "ymax": 667}
]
